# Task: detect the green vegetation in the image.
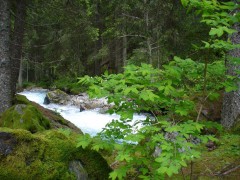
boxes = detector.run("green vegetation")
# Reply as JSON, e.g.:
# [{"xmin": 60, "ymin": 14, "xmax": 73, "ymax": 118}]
[
  {"xmin": 79, "ymin": 59, "xmax": 225, "ymax": 179},
  {"xmin": 76, "ymin": 1, "xmax": 240, "ymax": 179},
  {"xmin": 0, "ymin": 94, "xmax": 111, "ymax": 179},
  {"xmin": 0, "ymin": 0, "xmax": 239, "ymax": 179},
  {"xmin": 0, "ymin": 128, "xmax": 111, "ymax": 180},
  {"xmin": 52, "ymin": 77, "xmax": 87, "ymax": 94},
  {"xmin": 0, "ymin": 104, "xmax": 50, "ymax": 133}
]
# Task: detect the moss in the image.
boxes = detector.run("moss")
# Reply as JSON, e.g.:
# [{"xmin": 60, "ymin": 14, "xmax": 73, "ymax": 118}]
[
  {"xmin": 14, "ymin": 94, "xmax": 31, "ymax": 105},
  {"xmin": 170, "ymin": 133, "xmax": 240, "ymax": 180},
  {"xmin": 0, "ymin": 104, "xmax": 50, "ymax": 133},
  {"xmin": 0, "ymin": 128, "xmax": 111, "ymax": 179},
  {"xmin": 73, "ymin": 147, "xmax": 112, "ymax": 179},
  {"xmin": 232, "ymin": 118, "xmax": 240, "ymax": 134},
  {"xmin": 14, "ymin": 94, "xmax": 82, "ymax": 134},
  {"xmin": 47, "ymin": 89, "xmax": 68, "ymax": 99}
]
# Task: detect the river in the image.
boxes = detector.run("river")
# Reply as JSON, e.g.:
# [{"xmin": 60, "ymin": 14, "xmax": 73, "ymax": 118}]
[{"xmin": 18, "ymin": 89, "xmax": 146, "ymax": 136}]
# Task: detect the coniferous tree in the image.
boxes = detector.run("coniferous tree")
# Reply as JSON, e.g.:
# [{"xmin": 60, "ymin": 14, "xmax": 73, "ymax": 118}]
[
  {"xmin": 0, "ymin": 0, "xmax": 12, "ymax": 113},
  {"xmin": 221, "ymin": 1, "xmax": 240, "ymax": 129}
]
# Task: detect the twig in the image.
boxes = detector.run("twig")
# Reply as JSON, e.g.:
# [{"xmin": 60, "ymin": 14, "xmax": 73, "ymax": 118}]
[
  {"xmin": 196, "ymin": 104, "xmax": 203, "ymax": 122},
  {"xmin": 221, "ymin": 165, "xmax": 240, "ymax": 176},
  {"xmin": 110, "ymin": 161, "xmax": 119, "ymax": 168},
  {"xmin": 222, "ymin": 165, "xmax": 240, "ymax": 175},
  {"xmin": 196, "ymin": 93, "xmax": 211, "ymax": 122}
]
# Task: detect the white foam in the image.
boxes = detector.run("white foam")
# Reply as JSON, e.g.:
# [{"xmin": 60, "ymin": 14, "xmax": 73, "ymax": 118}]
[{"xmin": 18, "ymin": 90, "xmax": 146, "ymax": 136}]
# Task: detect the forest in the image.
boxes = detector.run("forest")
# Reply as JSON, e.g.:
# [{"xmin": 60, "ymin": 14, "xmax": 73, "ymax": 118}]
[{"xmin": 0, "ymin": 0, "xmax": 239, "ymax": 179}]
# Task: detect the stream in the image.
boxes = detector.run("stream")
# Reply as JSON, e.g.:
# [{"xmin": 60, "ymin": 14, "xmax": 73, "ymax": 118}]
[{"xmin": 18, "ymin": 89, "xmax": 146, "ymax": 136}]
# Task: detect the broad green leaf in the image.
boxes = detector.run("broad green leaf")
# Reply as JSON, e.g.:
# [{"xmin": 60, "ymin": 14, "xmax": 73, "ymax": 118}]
[{"xmin": 76, "ymin": 134, "xmax": 92, "ymax": 148}]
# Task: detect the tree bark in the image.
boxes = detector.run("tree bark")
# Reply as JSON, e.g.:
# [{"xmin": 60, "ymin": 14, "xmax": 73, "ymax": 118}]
[
  {"xmin": 94, "ymin": 2, "xmax": 102, "ymax": 76},
  {"xmin": 221, "ymin": 7, "xmax": 240, "ymax": 129},
  {"xmin": 11, "ymin": 0, "xmax": 27, "ymax": 96},
  {"xmin": 0, "ymin": 0, "xmax": 12, "ymax": 113},
  {"xmin": 18, "ymin": 56, "xmax": 23, "ymax": 88},
  {"xmin": 123, "ymin": 34, "xmax": 127, "ymax": 67},
  {"xmin": 115, "ymin": 38, "xmax": 122, "ymax": 73},
  {"xmin": 144, "ymin": 0, "xmax": 152, "ymax": 65}
]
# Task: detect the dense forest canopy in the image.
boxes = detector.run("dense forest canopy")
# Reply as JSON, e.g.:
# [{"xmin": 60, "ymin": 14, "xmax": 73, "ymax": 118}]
[
  {"xmin": 0, "ymin": 0, "xmax": 239, "ymax": 179},
  {"xmin": 23, "ymin": 0, "xmax": 210, "ymax": 81}
]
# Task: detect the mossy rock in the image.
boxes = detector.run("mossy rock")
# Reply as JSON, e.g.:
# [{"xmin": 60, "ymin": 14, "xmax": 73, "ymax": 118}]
[
  {"xmin": 14, "ymin": 94, "xmax": 31, "ymax": 105},
  {"xmin": 14, "ymin": 95, "xmax": 82, "ymax": 134},
  {"xmin": 46, "ymin": 89, "xmax": 70, "ymax": 105},
  {"xmin": 0, "ymin": 128, "xmax": 111, "ymax": 179},
  {"xmin": 0, "ymin": 104, "xmax": 50, "ymax": 133}
]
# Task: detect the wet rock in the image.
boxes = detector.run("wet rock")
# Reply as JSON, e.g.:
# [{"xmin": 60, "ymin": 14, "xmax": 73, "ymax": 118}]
[
  {"xmin": 79, "ymin": 104, "xmax": 86, "ymax": 112},
  {"xmin": 43, "ymin": 96, "xmax": 50, "ymax": 105},
  {"xmin": 0, "ymin": 132, "xmax": 17, "ymax": 156}
]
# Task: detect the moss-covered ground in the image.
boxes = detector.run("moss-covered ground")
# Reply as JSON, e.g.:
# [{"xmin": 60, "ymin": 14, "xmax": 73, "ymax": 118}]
[{"xmin": 169, "ymin": 133, "xmax": 240, "ymax": 180}]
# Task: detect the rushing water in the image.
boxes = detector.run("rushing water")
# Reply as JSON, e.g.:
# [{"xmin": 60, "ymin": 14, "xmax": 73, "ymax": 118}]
[{"xmin": 18, "ymin": 89, "xmax": 146, "ymax": 136}]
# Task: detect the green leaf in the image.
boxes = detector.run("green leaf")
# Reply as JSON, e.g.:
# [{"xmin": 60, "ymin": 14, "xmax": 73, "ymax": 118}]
[
  {"xmin": 157, "ymin": 166, "xmax": 168, "ymax": 175},
  {"xmin": 76, "ymin": 134, "xmax": 92, "ymax": 148},
  {"xmin": 117, "ymin": 152, "xmax": 133, "ymax": 162},
  {"xmin": 208, "ymin": 92, "xmax": 220, "ymax": 101},
  {"xmin": 109, "ymin": 167, "xmax": 128, "ymax": 180},
  {"xmin": 139, "ymin": 90, "xmax": 159, "ymax": 101},
  {"xmin": 209, "ymin": 27, "xmax": 224, "ymax": 37},
  {"xmin": 123, "ymin": 86, "xmax": 139, "ymax": 95},
  {"xmin": 181, "ymin": 0, "xmax": 189, "ymax": 7},
  {"xmin": 179, "ymin": 160, "xmax": 187, "ymax": 167}
]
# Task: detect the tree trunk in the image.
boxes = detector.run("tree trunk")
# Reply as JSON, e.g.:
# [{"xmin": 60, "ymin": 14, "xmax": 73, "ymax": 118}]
[
  {"xmin": 115, "ymin": 38, "xmax": 122, "ymax": 73},
  {"xmin": 123, "ymin": 34, "xmax": 127, "ymax": 67},
  {"xmin": 11, "ymin": 0, "xmax": 26, "ymax": 96},
  {"xmin": 0, "ymin": 0, "xmax": 12, "ymax": 113},
  {"xmin": 94, "ymin": 2, "xmax": 102, "ymax": 76},
  {"xmin": 221, "ymin": 7, "xmax": 240, "ymax": 129},
  {"xmin": 18, "ymin": 56, "xmax": 23, "ymax": 88},
  {"xmin": 144, "ymin": 0, "xmax": 152, "ymax": 65}
]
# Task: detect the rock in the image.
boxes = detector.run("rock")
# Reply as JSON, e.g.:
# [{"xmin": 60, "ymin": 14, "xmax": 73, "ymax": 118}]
[
  {"xmin": 0, "ymin": 128, "xmax": 112, "ymax": 179},
  {"xmin": 45, "ymin": 90, "xmax": 112, "ymax": 111},
  {"xmin": 14, "ymin": 94, "xmax": 82, "ymax": 134},
  {"xmin": 43, "ymin": 96, "xmax": 50, "ymax": 105},
  {"xmin": 46, "ymin": 89, "xmax": 70, "ymax": 105},
  {"xmin": 0, "ymin": 104, "xmax": 50, "ymax": 133},
  {"xmin": 80, "ymin": 104, "xmax": 86, "ymax": 112},
  {"xmin": 0, "ymin": 132, "xmax": 17, "ymax": 156},
  {"xmin": 206, "ymin": 141, "xmax": 217, "ymax": 151},
  {"xmin": 69, "ymin": 160, "xmax": 88, "ymax": 180}
]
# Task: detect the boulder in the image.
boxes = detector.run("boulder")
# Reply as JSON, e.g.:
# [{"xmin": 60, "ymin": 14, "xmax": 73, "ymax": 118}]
[
  {"xmin": 46, "ymin": 89, "xmax": 70, "ymax": 105},
  {"xmin": 0, "ymin": 94, "xmax": 111, "ymax": 178},
  {"xmin": 0, "ymin": 128, "xmax": 111, "ymax": 179},
  {"xmin": 0, "ymin": 104, "xmax": 50, "ymax": 133},
  {"xmin": 45, "ymin": 90, "xmax": 112, "ymax": 111},
  {"xmin": 13, "ymin": 94, "xmax": 82, "ymax": 134}
]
